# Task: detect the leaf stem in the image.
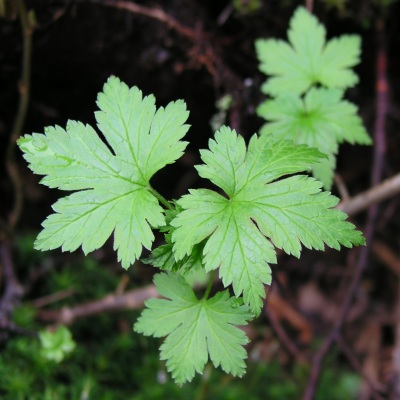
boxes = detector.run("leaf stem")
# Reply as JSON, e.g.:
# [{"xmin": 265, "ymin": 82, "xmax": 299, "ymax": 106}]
[
  {"xmin": 202, "ymin": 270, "xmax": 216, "ymax": 301},
  {"xmin": 148, "ymin": 187, "xmax": 174, "ymax": 210}
]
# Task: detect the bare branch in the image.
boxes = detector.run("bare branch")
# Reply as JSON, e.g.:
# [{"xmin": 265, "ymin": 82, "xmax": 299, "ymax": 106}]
[
  {"xmin": 37, "ymin": 284, "xmax": 159, "ymax": 325},
  {"xmin": 338, "ymin": 173, "xmax": 400, "ymax": 216}
]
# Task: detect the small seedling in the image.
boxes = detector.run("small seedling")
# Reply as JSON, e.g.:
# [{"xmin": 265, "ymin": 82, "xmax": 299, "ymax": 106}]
[{"xmin": 256, "ymin": 6, "xmax": 372, "ymax": 188}]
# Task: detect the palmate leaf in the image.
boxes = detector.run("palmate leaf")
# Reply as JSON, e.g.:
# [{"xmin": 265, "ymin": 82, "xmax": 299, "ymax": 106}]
[
  {"xmin": 257, "ymin": 87, "xmax": 372, "ymax": 189},
  {"xmin": 171, "ymin": 127, "xmax": 365, "ymax": 314},
  {"xmin": 255, "ymin": 6, "xmax": 361, "ymax": 96},
  {"xmin": 134, "ymin": 272, "xmax": 253, "ymax": 384},
  {"xmin": 18, "ymin": 76, "xmax": 189, "ymax": 269}
]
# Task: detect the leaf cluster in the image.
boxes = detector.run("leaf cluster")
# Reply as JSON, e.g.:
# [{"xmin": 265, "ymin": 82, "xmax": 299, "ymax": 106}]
[
  {"xmin": 18, "ymin": 75, "xmax": 365, "ymax": 383},
  {"xmin": 255, "ymin": 6, "xmax": 372, "ymax": 189}
]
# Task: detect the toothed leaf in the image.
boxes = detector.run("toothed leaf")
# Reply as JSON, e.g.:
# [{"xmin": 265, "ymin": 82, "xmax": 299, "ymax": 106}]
[
  {"xmin": 255, "ymin": 6, "xmax": 361, "ymax": 96},
  {"xmin": 171, "ymin": 127, "xmax": 365, "ymax": 314},
  {"xmin": 134, "ymin": 272, "xmax": 253, "ymax": 384},
  {"xmin": 257, "ymin": 87, "xmax": 372, "ymax": 189},
  {"xmin": 18, "ymin": 76, "xmax": 189, "ymax": 268}
]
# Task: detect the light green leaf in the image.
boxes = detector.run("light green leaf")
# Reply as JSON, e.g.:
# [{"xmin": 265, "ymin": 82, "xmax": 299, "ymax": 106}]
[
  {"xmin": 171, "ymin": 127, "xmax": 365, "ymax": 314},
  {"xmin": 39, "ymin": 326, "xmax": 75, "ymax": 363},
  {"xmin": 18, "ymin": 76, "xmax": 189, "ymax": 268},
  {"xmin": 255, "ymin": 6, "xmax": 361, "ymax": 96},
  {"xmin": 257, "ymin": 87, "xmax": 372, "ymax": 188},
  {"xmin": 143, "ymin": 205, "xmax": 205, "ymax": 273},
  {"xmin": 143, "ymin": 240, "xmax": 205, "ymax": 273},
  {"xmin": 134, "ymin": 272, "xmax": 253, "ymax": 384}
]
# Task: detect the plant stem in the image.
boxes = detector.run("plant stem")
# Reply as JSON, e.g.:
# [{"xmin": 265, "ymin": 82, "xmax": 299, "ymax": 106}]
[
  {"xmin": 202, "ymin": 270, "xmax": 216, "ymax": 301},
  {"xmin": 196, "ymin": 364, "xmax": 212, "ymax": 400},
  {"xmin": 148, "ymin": 187, "xmax": 174, "ymax": 210},
  {"xmin": 7, "ymin": 0, "xmax": 33, "ymax": 229}
]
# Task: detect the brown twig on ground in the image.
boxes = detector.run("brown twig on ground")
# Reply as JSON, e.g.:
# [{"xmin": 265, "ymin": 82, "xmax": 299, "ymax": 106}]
[
  {"xmin": 303, "ymin": 19, "xmax": 389, "ymax": 400},
  {"xmin": 35, "ymin": 271, "xmax": 219, "ymax": 325},
  {"xmin": 372, "ymin": 241, "xmax": 400, "ymax": 276},
  {"xmin": 37, "ymin": 284, "xmax": 159, "ymax": 325},
  {"xmin": 265, "ymin": 306, "xmax": 308, "ymax": 364},
  {"xmin": 338, "ymin": 173, "xmax": 400, "ymax": 217},
  {"xmin": 101, "ymin": 0, "xmax": 196, "ymax": 39},
  {"xmin": 30, "ymin": 288, "xmax": 75, "ymax": 308},
  {"xmin": 97, "ymin": 0, "xmax": 221, "ymax": 80},
  {"xmin": 334, "ymin": 174, "xmax": 350, "ymax": 201},
  {"xmin": 267, "ymin": 287, "xmax": 313, "ymax": 344},
  {"xmin": 6, "ymin": 0, "xmax": 33, "ymax": 229}
]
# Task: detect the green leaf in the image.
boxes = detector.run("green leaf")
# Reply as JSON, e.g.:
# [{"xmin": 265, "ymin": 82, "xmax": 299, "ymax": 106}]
[
  {"xmin": 143, "ymin": 241, "xmax": 205, "ymax": 273},
  {"xmin": 255, "ymin": 6, "xmax": 361, "ymax": 96},
  {"xmin": 144, "ymin": 205, "xmax": 205, "ymax": 273},
  {"xmin": 171, "ymin": 126, "xmax": 365, "ymax": 314},
  {"xmin": 257, "ymin": 87, "xmax": 372, "ymax": 189},
  {"xmin": 18, "ymin": 76, "xmax": 189, "ymax": 269},
  {"xmin": 39, "ymin": 326, "xmax": 76, "ymax": 362},
  {"xmin": 134, "ymin": 272, "xmax": 253, "ymax": 384}
]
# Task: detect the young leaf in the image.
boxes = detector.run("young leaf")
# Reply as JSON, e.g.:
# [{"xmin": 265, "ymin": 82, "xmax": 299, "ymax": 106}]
[
  {"xmin": 257, "ymin": 87, "xmax": 372, "ymax": 189},
  {"xmin": 134, "ymin": 272, "xmax": 253, "ymax": 384},
  {"xmin": 171, "ymin": 127, "xmax": 365, "ymax": 314},
  {"xmin": 39, "ymin": 326, "xmax": 76, "ymax": 363},
  {"xmin": 143, "ymin": 239, "xmax": 205, "ymax": 273},
  {"xmin": 255, "ymin": 6, "xmax": 361, "ymax": 96},
  {"xmin": 18, "ymin": 76, "xmax": 189, "ymax": 269},
  {"xmin": 143, "ymin": 205, "xmax": 205, "ymax": 273}
]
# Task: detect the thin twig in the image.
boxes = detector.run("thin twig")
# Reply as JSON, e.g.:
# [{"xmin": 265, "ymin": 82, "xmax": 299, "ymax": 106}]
[
  {"xmin": 100, "ymin": 0, "xmax": 196, "ymax": 39},
  {"xmin": 334, "ymin": 174, "xmax": 350, "ymax": 201},
  {"xmin": 30, "ymin": 288, "xmax": 75, "ymax": 308},
  {"xmin": 372, "ymin": 241, "xmax": 400, "ymax": 276},
  {"xmin": 6, "ymin": 0, "xmax": 33, "ymax": 229},
  {"xmin": 37, "ymin": 284, "xmax": 159, "ymax": 324},
  {"xmin": 266, "ymin": 283, "xmax": 313, "ymax": 344},
  {"xmin": 337, "ymin": 173, "xmax": 400, "ymax": 216},
  {"xmin": 265, "ymin": 307, "xmax": 308, "ymax": 363}
]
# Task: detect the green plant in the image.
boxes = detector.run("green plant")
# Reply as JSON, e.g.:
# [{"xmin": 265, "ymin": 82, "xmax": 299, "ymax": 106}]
[
  {"xmin": 256, "ymin": 6, "xmax": 372, "ymax": 189},
  {"xmin": 39, "ymin": 325, "xmax": 76, "ymax": 362},
  {"xmin": 210, "ymin": 94, "xmax": 233, "ymax": 131},
  {"xmin": 18, "ymin": 75, "xmax": 364, "ymax": 384},
  {"xmin": 0, "ymin": 327, "xmax": 361, "ymax": 399}
]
